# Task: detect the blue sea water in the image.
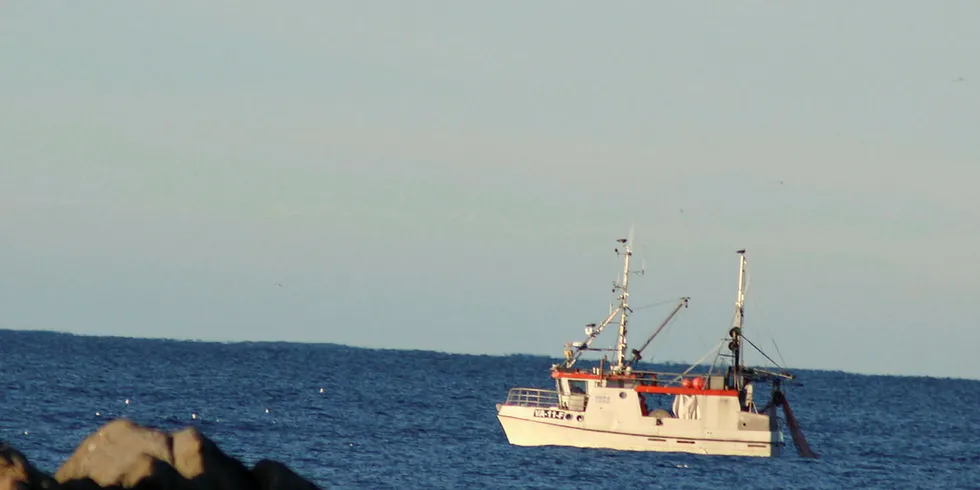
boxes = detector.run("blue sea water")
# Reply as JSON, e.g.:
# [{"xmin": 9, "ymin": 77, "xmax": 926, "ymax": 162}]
[{"xmin": 1, "ymin": 329, "xmax": 978, "ymax": 489}]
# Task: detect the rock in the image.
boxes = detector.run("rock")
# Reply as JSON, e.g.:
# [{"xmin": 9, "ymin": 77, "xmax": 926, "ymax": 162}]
[
  {"xmin": 0, "ymin": 475, "xmax": 26, "ymax": 490},
  {"xmin": 250, "ymin": 460, "xmax": 320, "ymax": 490},
  {"xmin": 170, "ymin": 428, "xmax": 254, "ymax": 490},
  {"xmin": 0, "ymin": 442, "xmax": 59, "ymax": 490},
  {"xmin": 118, "ymin": 453, "xmax": 191, "ymax": 490},
  {"xmin": 54, "ymin": 419, "xmax": 177, "ymax": 489},
  {"xmin": 5, "ymin": 419, "xmax": 320, "ymax": 490},
  {"xmin": 55, "ymin": 479, "xmax": 102, "ymax": 490}
]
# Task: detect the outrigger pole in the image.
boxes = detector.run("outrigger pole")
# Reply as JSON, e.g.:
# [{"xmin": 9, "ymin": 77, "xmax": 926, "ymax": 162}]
[{"xmin": 627, "ymin": 297, "xmax": 690, "ymax": 367}]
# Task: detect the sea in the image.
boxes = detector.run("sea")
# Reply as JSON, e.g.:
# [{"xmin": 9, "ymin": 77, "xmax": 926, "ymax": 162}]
[{"xmin": 1, "ymin": 329, "xmax": 977, "ymax": 489}]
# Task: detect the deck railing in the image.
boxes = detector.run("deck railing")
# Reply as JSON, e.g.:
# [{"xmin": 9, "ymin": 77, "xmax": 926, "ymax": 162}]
[{"xmin": 503, "ymin": 388, "xmax": 560, "ymax": 408}]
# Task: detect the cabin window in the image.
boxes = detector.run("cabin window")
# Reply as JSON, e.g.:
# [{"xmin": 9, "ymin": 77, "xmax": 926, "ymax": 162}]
[{"xmin": 568, "ymin": 380, "xmax": 587, "ymax": 394}]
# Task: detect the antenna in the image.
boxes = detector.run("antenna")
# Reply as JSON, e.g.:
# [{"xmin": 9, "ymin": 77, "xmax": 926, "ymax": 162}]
[{"xmin": 622, "ymin": 224, "xmax": 645, "ymax": 277}]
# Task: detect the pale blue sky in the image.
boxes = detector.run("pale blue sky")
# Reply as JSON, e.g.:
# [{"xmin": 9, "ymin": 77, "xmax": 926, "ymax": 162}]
[{"xmin": 2, "ymin": 2, "xmax": 978, "ymax": 379}]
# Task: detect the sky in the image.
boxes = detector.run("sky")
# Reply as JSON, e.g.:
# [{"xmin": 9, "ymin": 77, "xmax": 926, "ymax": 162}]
[{"xmin": 1, "ymin": 2, "xmax": 978, "ymax": 379}]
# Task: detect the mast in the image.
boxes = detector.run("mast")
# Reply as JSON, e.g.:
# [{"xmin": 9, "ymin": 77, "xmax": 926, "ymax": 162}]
[
  {"xmin": 558, "ymin": 232, "xmax": 644, "ymax": 372},
  {"xmin": 613, "ymin": 237, "xmax": 632, "ymax": 372},
  {"xmin": 729, "ymin": 249, "xmax": 747, "ymax": 388}
]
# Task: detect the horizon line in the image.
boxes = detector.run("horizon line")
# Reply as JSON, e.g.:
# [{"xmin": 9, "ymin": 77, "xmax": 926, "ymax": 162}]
[{"xmin": 1, "ymin": 327, "xmax": 974, "ymax": 382}]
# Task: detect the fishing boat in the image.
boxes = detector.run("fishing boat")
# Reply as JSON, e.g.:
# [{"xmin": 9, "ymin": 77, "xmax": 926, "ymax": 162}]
[{"xmin": 495, "ymin": 233, "xmax": 818, "ymax": 458}]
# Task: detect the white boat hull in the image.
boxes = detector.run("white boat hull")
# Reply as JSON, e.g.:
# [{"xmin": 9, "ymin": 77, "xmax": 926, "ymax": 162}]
[{"xmin": 496, "ymin": 391, "xmax": 784, "ymax": 458}]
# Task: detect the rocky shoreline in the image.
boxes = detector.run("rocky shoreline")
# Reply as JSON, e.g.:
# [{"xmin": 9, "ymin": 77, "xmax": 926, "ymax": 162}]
[{"xmin": 0, "ymin": 418, "xmax": 320, "ymax": 490}]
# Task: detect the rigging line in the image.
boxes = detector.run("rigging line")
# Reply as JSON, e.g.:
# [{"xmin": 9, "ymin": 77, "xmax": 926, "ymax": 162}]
[
  {"xmin": 672, "ymin": 340, "xmax": 727, "ymax": 383},
  {"xmin": 757, "ymin": 298, "xmax": 788, "ymax": 368},
  {"xmin": 633, "ymin": 298, "xmax": 686, "ymax": 311},
  {"xmin": 741, "ymin": 335, "xmax": 784, "ymax": 371},
  {"xmin": 755, "ymin": 297, "xmax": 788, "ymax": 368},
  {"xmin": 708, "ymin": 339, "xmax": 726, "ymax": 378},
  {"xmin": 744, "ymin": 265, "xmax": 788, "ymax": 368},
  {"xmin": 771, "ymin": 337, "xmax": 788, "ymax": 369}
]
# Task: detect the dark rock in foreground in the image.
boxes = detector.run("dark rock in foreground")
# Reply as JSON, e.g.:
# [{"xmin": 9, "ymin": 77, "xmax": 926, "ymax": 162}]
[
  {"xmin": 1, "ymin": 419, "xmax": 320, "ymax": 490},
  {"xmin": 1, "ymin": 442, "xmax": 58, "ymax": 490}
]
